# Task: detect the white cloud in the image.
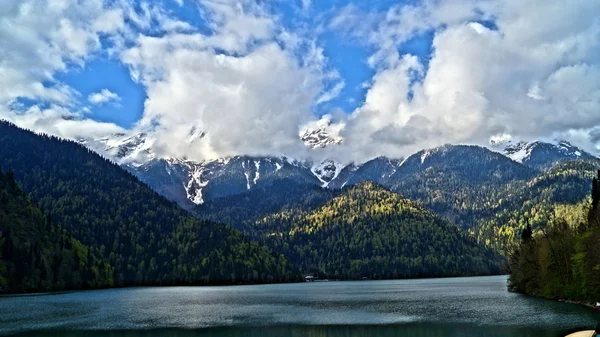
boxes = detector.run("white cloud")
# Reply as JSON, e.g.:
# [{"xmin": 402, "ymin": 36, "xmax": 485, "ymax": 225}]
[
  {"xmin": 120, "ymin": 0, "xmax": 335, "ymax": 161},
  {"xmin": 88, "ymin": 89, "xmax": 121, "ymax": 105},
  {"xmin": 301, "ymin": 0, "xmax": 311, "ymax": 13},
  {"xmin": 2, "ymin": 0, "xmax": 600, "ymax": 164},
  {"xmin": 327, "ymin": 0, "xmax": 600, "ymax": 161},
  {"xmin": 0, "ymin": 0, "xmax": 130, "ymax": 140},
  {"xmin": 1, "ymin": 104, "xmax": 125, "ymax": 140}
]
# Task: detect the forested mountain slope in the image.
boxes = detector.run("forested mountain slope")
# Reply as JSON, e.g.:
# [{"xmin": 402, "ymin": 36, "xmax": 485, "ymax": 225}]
[
  {"xmin": 0, "ymin": 121, "xmax": 298, "ymax": 288},
  {"xmin": 0, "ymin": 169, "xmax": 112, "ymax": 293},
  {"xmin": 197, "ymin": 178, "xmax": 339, "ymax": 234},
  {"xmin": 383, "ymin": 145, "xmax": 538, "ymax": 228},
  {"xmin": 247, "ymin": 182, "xmax": 503, "ymax": 279},
  {"xmin": 471, "ymin": 159, "xmax": 600, "ymax": 251},
  {"xmin": 508, "ymin": 169, "xmax": 600, "ymax": 302}
]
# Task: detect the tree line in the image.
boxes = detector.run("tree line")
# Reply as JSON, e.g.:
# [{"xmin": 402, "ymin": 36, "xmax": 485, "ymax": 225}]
[
  {"xmin": 507, "ymin": 169, "xmax": 600, "ymax": 302},
  {"xmin": 0, "ymin": 121, "xmax": 299, "ymax": 293}
]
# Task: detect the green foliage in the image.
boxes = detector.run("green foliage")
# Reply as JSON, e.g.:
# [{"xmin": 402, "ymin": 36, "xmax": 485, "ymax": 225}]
[
  {"xmin": 207, "ymin": 182, "xmax": 503, "ymax": 279},
  {"xmin": 197, "ymin": 178, "xmax": 339, "ymax": 234},
  {"xmin": 507, "ymin": 169, "xmax": 600, "ymax": 302},
  {"xmin": 470, "ymin": 160, "xmax": 600, "ymax": 251},
  {"xmin": 0, "ymin": 168, "xmax": 113, "ymax": 292},
  {"xmin": 0, "ymin": 121, "xmax": 299, "ymax": 291}
]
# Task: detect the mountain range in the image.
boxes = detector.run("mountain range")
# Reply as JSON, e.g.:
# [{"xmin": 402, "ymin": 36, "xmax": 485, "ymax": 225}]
[
  {"xmin": 78, "ymin": 127, "xmax": 597, "ymax": 212},
  {"xmin": 0, "ymin": 121, "xmax": 511, "ymax": 291}
]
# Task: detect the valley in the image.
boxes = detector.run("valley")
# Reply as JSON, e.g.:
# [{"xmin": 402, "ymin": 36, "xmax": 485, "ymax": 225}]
[{"xmin": 2, "ymin": 121, "xmax": 599, "ymax": 290}]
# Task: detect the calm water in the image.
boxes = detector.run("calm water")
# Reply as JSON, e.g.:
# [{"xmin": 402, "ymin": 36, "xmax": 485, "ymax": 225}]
[{"xmin": 1, "ymin": 276, "xmax": 598, "ymax": 337}]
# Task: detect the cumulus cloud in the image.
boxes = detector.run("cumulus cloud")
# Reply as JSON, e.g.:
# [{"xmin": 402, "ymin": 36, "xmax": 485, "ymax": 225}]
[
  {"xmin": 2, "ymin": 0, "xmax": 600, "ymax": 163},
  {"xmin": 88, "ymin": 89, "xmax": 121, "ymax": 105},
  {"xmin": 0, "ymin": 0, "xmax": 129, "ymax": 139},
  {"xmin": 120, "ymin": 0, "xmax": 336, "ymax": 161},
  {"xmin": 326, "ymin": 0, "xmax": 600, "ymax": 161},
  {"xmin": 0, "ymin": 104, "xmax": 125, "ymax": 139}
]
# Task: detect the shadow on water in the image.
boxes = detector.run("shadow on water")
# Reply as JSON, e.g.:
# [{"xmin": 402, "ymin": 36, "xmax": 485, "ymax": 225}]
[{"xmin": 9, "ymin": 324, "xmax": 593, "ymax": 337}]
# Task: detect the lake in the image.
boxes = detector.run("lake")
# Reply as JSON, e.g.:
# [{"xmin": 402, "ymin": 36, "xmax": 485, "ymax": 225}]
[{"xmin": 1, "ymin": 276, "xmax": 598, "ymax": 337}]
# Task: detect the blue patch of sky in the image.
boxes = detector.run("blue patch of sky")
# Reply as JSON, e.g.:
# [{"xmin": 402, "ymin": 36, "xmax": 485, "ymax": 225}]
[
  {"xmin": 57, "ymin": 58, "xmax": 146, "ymax": 129},
  {"xmin": 317, "ymin": 30, "xmax": 374, "ymax": 115},
  {"xmin": 476, "ymin": 19, "xmax": 498, "ymax": 31},
  {"xmin": 55, "ymin": 0, "xmax": 442, "ymax": 128},
  {"xmin": 9, "ymin": 97, "xmax": 42, "ymax": 112}
]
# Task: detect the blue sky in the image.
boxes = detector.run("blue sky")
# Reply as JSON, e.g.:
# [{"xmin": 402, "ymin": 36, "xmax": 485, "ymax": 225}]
[
  {"xmin": 1, "ymin": 0, "xmax": 599, "ymax": 161},
  {"xmin": 55, "ymin": 0, "xmax": 437, "ymax": 129}
]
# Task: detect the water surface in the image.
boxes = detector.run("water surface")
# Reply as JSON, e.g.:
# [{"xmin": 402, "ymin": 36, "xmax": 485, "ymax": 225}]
[{"xmin": 1, "ymin": 276, "xmax": 598, "ymax": 336}]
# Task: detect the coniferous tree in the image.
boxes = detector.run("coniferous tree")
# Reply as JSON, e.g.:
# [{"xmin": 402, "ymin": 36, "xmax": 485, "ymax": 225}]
[{"xmin": 0, "ymin": 121, "xmax": 299, "ymax": 292}]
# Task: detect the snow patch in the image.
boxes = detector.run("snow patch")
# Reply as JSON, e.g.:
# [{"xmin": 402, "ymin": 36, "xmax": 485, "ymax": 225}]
[
  {"xmin": 420, "ymin": 150, "xmax": 430, "ymax": 164},
  {"xmin": 253, "ymin": 161, "xmax": 261, "ymax": 185},
  {"xmin": 311, "ymin": 160, "xmax": 342, "ymax": 187}
]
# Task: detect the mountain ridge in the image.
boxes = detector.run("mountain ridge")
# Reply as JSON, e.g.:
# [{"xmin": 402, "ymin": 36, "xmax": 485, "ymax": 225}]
[{"xmin": 74, "ymin": 127, "xmax": 598, "ymax": 208}]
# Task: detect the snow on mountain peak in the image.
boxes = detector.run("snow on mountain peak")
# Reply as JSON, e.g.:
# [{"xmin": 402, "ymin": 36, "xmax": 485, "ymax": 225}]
[
  {"xmin": 300, "ymin": 116, "xmax": 343, "ymax": 149},
  {"xmin": 311, "ymin": 159, "xmax": 343, "ymax": 187},
  {"xmin": 500, "ymin": 140, "xmax": 593, "ymax": 165},
  {"xmin": 79, "ymin": 132, "xmax": 156, "ymax": 166}
]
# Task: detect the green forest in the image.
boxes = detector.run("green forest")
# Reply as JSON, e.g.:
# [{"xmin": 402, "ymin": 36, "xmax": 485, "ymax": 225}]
[
  {"xmin": 0, "ymin": 168, "xmax": 112, "ymax": 292},
  {"xmin": 507, "ymin": 169, "xmax": 600, "ymax": 302},
  {"xmin": 2, "ymin": 120, "xmax": 600, "ymax": 298},
  {"xmin": 0, "ymin": 121, "xmax": 298, "ymax": 293},
  {"xmin": 223, "ymin": 182, "xmax": 503, "ymax": 279}
]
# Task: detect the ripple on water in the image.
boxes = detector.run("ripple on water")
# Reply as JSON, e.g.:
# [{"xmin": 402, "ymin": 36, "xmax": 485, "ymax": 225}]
[{"xmin": 0, "ymin": 276, "xmax": 598, "ymax": 336}]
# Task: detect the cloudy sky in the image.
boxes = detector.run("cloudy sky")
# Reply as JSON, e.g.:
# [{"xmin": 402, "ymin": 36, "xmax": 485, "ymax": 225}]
[{"xmin": 1, "ymin": 0, "xmax": 599, "ymax": 163}]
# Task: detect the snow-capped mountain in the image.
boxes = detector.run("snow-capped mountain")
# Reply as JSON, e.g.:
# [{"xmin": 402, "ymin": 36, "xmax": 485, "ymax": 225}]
[
  {"xmin": 327, "ymin": 157, "xmax": 402, "ymax": 189},
  {"xmin": 78, "ymin": 128, "xmax": 598, "ymax": 209},
  {"xmin": 311, "ymin": 159, "xmax": 343, "ymax": 187},
  {"xmin": 128, "ymin": 155, "xmax": 322, "ymax": 208},
  {"xmin": 500, "ymin": 140, "xmax": 595, "ymax": 169},
  {"xmin": 300, "ymin": 117, "xmax": 343, "ymax": 149},
  {"xmin": 78, "ymin": 132, "xmax": 155, "ymax": 166}
]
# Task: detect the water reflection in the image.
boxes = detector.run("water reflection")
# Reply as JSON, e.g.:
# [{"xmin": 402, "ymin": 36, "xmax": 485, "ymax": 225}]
[{"xmin": 2, "ymin": 276, "xmax": 599, "ymax": 337}]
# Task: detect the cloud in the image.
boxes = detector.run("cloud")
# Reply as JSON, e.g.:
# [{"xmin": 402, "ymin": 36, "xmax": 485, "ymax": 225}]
[
  {"xmin": 301, "ymin": 0, "xmax": 311, "ymax": 13},
  {"xmin": 326, "ymin": 0, "xmax": 600, "ymax": 161},
  {"xmin": 0, "ymin": 1, "xmax": 194, "ymax": 142},
  {"xmin": 88, "ymin": 89, "xmax": 121, "ymax": 105},
  {"xmin": 2, "ymin": 0, "xmax": 600, "ymax": 164},
  {"xmin": 0, "ymin": 104, "xmax": 125, "ymax": 140},
  {"xmin": 120, "ymin": 0, "xmax": 335, "ymax": 161},
  {"xmin": 0, "ymin": 0, "xmax": 130, "ymax": 140}
]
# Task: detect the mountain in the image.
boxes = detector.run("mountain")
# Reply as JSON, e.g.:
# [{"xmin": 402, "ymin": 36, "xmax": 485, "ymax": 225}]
[
  {"xmin": 0, "ymin": 168, "xmax": 113, "ymax": 293},
  {"xmin": 0, "ymin": 121, "xmax": 299, "ymax": 288},
  {"xmin": 327, "ymin": 157, "xmax": 403, "ymax": 189},
  {"xmin": 299, "ymin": 117, "xmax": 343, "ymax": 149},
  {"xmin": 470, "ymin": 158, "xmax": 600, "ymax": 251},
  {"xmin": 253, "ymin": 182, "xmax": 502, "ymax": 279},
  {"xmin": 380, "ymin": 145, "xmax": 537, "ymax": 227},
  {"xmin": 197, "ymin": 179, "xmax": 339, "ymax": 234},
  {"xmin": 132, "ymin": 156, "xmax": 322, "ymax": 209},
  {"xmin": 77, "ymin": 127, "xmax": 598, "ymax": 220},
  {"xmin": 78, "ymin": 132, "xmax": 155, "ymax": 166},
  {"xmin": 500, "ymin": 140, "xmax": 595, "ymax": 169}
]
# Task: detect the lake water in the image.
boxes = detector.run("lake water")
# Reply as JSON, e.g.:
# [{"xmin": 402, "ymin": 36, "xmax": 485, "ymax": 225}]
[{"xmin": 1, "ymin": 276, "xmax": 598, "ymax": 337}]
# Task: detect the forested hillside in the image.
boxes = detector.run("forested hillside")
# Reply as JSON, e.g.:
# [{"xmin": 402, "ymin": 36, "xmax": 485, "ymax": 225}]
[
  {"xmin": 232, "ymin": 182, "xmax": 503, "ymax": 279},
  {"xmin": 471, "ymin": 160, "xmax": 600, "ymax": 251},
  {"xmin": 0, "ymin": 168, "xmax": 112, "ymax": 292},
  {"xmin": 197, "ymin": 179, "xmax": 339, "ymax": 234},
  {"xmin": 0, "ymin": 121, "xmax": 299, "ymax": 290},
  {"xmin": 508, "ymin": 169, "xmax": 600, "ymax": 302},
  {"xmin": 199, "ymin": 147, "xmax": 599, "ymax": 256},
  {"xmin": 385, "ymin": 145, "xmax": 538, "ymax": 228}
]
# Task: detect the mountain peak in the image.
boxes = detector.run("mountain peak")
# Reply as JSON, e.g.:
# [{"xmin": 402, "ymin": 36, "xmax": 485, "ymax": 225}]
[
  {"xmin": 300, "ymin": 117, "xmax": 343, "ymax": 149},
  {"xmin": 500, "ymin": 140, "xmax": 594, "ymax": 168}
]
